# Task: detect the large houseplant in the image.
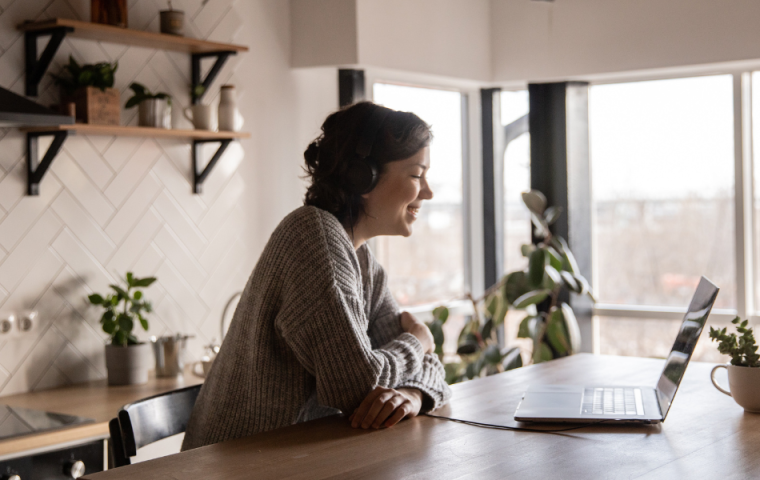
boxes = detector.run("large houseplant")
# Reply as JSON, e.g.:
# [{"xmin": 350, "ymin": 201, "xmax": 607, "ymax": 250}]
[
  {"xmin": 88, "ymin": 272, "xmax": 156, "ymax": 385},
  {"xmin": 428, "ymin": 190, "xmax": 595, "ymax": 384},
  {"xmin": 52, "ymin": 55, "xmax": 120, "ymax": 125}
]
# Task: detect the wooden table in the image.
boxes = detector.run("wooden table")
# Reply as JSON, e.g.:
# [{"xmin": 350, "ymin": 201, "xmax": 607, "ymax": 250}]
[
  {"xmin": 0, "ymin": 368, "xmax": 202, "ymax": 459},
  {"xmin": 82, "ymin": 354, "xmax": 760, "ymax": 479}
]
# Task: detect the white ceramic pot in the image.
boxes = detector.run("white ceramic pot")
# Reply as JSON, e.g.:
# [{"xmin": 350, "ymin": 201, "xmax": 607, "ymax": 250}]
[
  {"xmin": 711, "ymin": 364, "xmax": 760, "ymax": 412},
  {"xmin": 138, "ymin": 98, "xmax": 171, "ymax": 129},
  {"xmin": 183, "ymin": 104, "xmax": 216, "ymax": 131},
  {"xmin": 218, "ymin": 85, "xmax": 243, "ymax": 132},
  {"xmin": 105, "ymin": 343, "xmax": 152, "ymax": 386}
]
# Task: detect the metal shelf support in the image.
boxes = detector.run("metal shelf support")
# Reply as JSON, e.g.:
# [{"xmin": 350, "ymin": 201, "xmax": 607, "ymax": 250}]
[
  {"xmin": 191, "ymin": 51, "xmax": 235, "ymax": 104},
  {"xmin": 25, "ymin": 26, "xmax": 72, "ymax": 97},
  {"xmin": 193, "ymin": 139, "xmax": 232, "ymax": 194},
  {"xmin": 27, "ymin": 130, "xmax": 68, "ymax": 195}
]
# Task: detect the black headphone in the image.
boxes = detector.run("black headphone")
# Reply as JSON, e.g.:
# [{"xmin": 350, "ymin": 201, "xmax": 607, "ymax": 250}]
[{"xmin": 343, "ymin": 106, "xmax": 390, "ymax": 195}]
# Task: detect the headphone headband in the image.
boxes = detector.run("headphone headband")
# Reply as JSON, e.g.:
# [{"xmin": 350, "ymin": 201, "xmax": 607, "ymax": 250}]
[{"xmin": 356, "ymin": 107, "xmax": 390, "ymax": 159}]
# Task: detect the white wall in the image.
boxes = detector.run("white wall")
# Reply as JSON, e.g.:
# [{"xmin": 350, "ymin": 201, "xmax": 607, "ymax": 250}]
[
  {"xmin": 290, "ymin": 0, "xmax": 358, "ymax": 68},
  {"xmin": 0, "ymin": 0, "xmax": 306, "ymax": 396},
  {"xmin": 356, "ymin": 0, "xmax": 491, "ymax": 81},
  {"xmin": 491, "ymin": 0, "xmax": 760, "ymax": 83}
]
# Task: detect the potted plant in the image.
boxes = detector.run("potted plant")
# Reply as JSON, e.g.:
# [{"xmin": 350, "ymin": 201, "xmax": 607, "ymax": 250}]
[
  {"xmin": 52, "ymin": 56, "xmax": 120, "ymax": 125},
  {"xmin": 88, "ymin": 272, "xmax": 156, "ymax": 386},
  {"xmin": 709, "ymin": 317, "xmax": 760, "ymax": 412},
  {"xmin": 428, "ymin": 190, "xmax": 595, "ymax": 384},
  {"xmin": 126, "ymin": 82, "xmax": 172, "ymax": 129}
]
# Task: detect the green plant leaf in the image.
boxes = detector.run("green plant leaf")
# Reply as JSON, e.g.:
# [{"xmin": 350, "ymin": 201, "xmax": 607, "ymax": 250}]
[
  {"xmin": 521, "ymin": 244, "xmax": 536, "ymax": 258},
  {"xmin": 138, "ymin": 314, "xmax": 148, "ymax": 331},
  {"xmin": 432, "ymin": 306, "xmax": 449, "ymax": 323},
  {"xmin": 522, "ymin": 190, "xmax": 547, "ymax": 216},
  {"xmin": 560, "ymin": 303, "xmax": 582, "ymax": 353},
  {"xmin": 486, "ymin": 295, "xmax": 499, "ymax": 318},
  {"xmin": 513, "ymin": 289, "xmax": 550, "ymax": 309},
  {"xmin": 544, "ymin": 206, "xmax": 563, "ymax": 226},
  {"xmin": 481, "ymin": 318, "xmax": 494, "ymax": 341},
  {"xmin": 134, "ymin": 290, "xmax": 143, "ymax": 300},
  {"xmin": 560, "ymin": 271, "xmax": 580, "ymax": 293},
  {"xmin": 102, "ymin": 319, "xmax": 116, "ymax": 335},
  {"xmin": 545, "ymin": 307, "xmax": 569, "ymax": 356},
  {"xmin": 501, "ymin": 346, "xmax": 523, "ymax": 371},
  {"xmin": 528, "ymin": 249, "xmax": 546, "ymax": 288},
  {"xmin": 517, "ymin": 315, "xmax": 543, "ymax": 340},
  {"xmin": 100, "ymin": 310, "xmax": 114, "ymax": 324},
  {"xmin": 117, "ymin": 313, "xmax": 133, "ymax": 333},
  {"xmin": 556, "ymin": 237, "xmax": 580, "ymax": 274},
  {"xmin": 427, "ymin": 319, "xmax": 445, "ymax": 351},
  {"xmin": 504, "ymin": 271, "xmax": 530, "ymax": 305},
  {"xmin": 483, "ymin": 344, "xmax": 501, "ymax": 365},
  {"xmin": 133, "ymin": 277, "xmax": 157, "ymax": 287},
  {"xmin": 110, "ymin": 284, "xmax": 129, "ymax": 300},
  {"xmin": 533, "ymin": 341, "xmax": 553, "ymax": 364},
  {"xmin": 457, "ymin": 342, "xmax": 479, "ymax": 355},
  {"xmin": 126, "ymin": 272, "xmax": 134, "ymax": 287},
  {"xmin": 113, "ymin": 330, "xmax": 127, "ymax": 346},
  {"xmin": 492, "ymin": 287, "xmax": 509, "ymax": 326},
  {"xmin": 88, "ymin": 294, "xmax": 104, "ymax": 305},
  {"xmin": 545, "ymin": 247, "xmax": 563, "ymax": 271},
  {"xmin": 129, "ymin": 82, "xmax": 147, "ymax": 95}
]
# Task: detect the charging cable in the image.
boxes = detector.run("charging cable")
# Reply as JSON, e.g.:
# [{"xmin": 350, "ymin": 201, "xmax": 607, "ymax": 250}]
[{"xmin": 422, "ymin": 413, "xmax": 610, "ymax": 433}]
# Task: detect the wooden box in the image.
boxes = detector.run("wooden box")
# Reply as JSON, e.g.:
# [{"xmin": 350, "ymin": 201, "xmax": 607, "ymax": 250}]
[{"xmin": 64, "ymin": 87, "xmax": 120, "ymax": 125}]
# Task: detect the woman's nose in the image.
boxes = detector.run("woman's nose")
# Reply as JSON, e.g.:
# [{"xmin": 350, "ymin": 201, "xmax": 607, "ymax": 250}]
[{"xmin": 419, "ymin": 179, "xmax": 434, "ymax": 200}]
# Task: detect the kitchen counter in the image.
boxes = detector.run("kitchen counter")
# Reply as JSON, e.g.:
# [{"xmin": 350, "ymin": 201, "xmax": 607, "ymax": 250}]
[{"xmin": 0, "ymin": 368, "xmax": 202, "ymax": 460}]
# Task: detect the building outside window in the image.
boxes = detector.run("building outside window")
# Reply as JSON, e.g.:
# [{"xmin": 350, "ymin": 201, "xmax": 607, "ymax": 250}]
[{"xmin": 589, "ymin": 74, "xmax": 737, "ymax": 362}]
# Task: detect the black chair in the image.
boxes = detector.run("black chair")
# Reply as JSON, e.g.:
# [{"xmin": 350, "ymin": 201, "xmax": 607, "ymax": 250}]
[{"xmin": 109, "ymin": 384, "xmax": 202, "ymax": 467}]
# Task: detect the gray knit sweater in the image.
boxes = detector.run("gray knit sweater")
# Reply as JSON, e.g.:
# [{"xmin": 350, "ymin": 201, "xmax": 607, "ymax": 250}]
[{"xmin": 181, "ymin": 206, "xmax": 451, "ymax": 450}]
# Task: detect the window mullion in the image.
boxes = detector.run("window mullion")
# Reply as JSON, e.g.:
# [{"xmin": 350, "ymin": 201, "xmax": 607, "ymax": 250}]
[{"xmin": 733, "ymin": 72, "xmax": 754, "ymax": 319}]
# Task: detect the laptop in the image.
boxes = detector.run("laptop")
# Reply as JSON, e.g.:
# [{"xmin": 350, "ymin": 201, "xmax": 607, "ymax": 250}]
[{"xmin": 514, "ymin": 276, "xmax": 719, "ymax": 425}]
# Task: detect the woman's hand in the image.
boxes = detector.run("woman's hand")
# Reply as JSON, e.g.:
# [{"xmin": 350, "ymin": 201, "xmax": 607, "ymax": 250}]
[
  {"xmin": 349, "ymin": 386, "xmax": 423, "ymax": 429},
  {"xmin": 400, "ymin": 311, "xmax": 434, "ymax": 354}
]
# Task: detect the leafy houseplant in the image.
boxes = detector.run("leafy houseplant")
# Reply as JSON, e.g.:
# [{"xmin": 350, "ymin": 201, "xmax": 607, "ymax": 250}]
[
  {"xmin": 126, "ymin": 82, "xmax": 172, "ymax": 129},
  {"xmin": 88, "ymin": 272, "xmax": 157, "ymax": 385},
  {"xmin": 52, "ymin": 55, "xmax": 120, "ymax": 125},
  {"xmin": 709, "ymin": 317, "xmax": 760, "ymax": 412},
  {"xmin": 709, "ymin": 317, "xmax": 759, "ymax": 367},
  {"xmin": 428, "ymin": 190, "xmax": 595, "ymax": 384}
]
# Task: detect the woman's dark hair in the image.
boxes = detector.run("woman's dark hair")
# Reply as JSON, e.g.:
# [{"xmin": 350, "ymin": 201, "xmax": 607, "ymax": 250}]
[{"xmin": 303, "ymin": 101, "xmax": 432, "ymax": 228}]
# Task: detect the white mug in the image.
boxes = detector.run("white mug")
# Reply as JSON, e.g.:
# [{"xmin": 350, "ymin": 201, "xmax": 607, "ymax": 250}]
[
  {"xmin": 183, "ymin": 104, "xmax": 216, "ymax": 131},
  {"xmin": 711, "ymin": 364, "xmax": 760, "ymax": 413}
]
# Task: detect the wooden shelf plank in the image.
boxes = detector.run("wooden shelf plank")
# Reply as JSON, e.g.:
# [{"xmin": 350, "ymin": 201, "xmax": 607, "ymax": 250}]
[
  {"xmin": 20, "ymin": 124, "xmax": 250, "ymax": 140},
  {"xmin": 18, "ymin": 18, "xmax": 248, "ymax": 54}
]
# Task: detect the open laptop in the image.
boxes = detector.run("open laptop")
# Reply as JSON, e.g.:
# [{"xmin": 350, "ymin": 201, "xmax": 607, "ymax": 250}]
[{"xmin": 514, "ymin": 276, "xmax": 719, "ymax": 425}]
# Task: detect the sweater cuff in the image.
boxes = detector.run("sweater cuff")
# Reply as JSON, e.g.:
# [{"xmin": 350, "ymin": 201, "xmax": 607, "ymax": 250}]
[{"xmin": 397, "ymin": 355, "xmax": 452, "ymax": 413}]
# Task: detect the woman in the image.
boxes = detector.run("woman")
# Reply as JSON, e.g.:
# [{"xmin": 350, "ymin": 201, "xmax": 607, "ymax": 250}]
[{"xmin": 182, "ymin": 101, "xmax": 451, "ymax": 451}]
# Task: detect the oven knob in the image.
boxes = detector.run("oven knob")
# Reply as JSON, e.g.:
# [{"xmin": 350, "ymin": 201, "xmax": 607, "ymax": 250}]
[{"xmin": 64, "ymin": 460, "xmax": 85, "ymax": 479}]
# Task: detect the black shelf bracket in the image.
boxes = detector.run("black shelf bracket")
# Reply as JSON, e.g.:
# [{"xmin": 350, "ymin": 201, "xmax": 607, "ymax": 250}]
[
  {"xmin": 191, "ymin": 51, "xmax": 235, "ymax": 105},
  {"xmin": 25, "ymin": 26, "xmax": 73, "ymax": 97},
  {"xmin": 27, "ymin": 130, "xmax": 68, "ymax": 196},
  {"xmin": 192, "ymin": 139, "xmax": 232, "ymax": 194}
]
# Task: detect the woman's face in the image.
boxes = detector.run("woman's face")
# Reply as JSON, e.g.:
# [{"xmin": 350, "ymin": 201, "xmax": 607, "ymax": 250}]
[{"xmin": 359, "ymin": 146, "xmax": 433, "ymax": 239}]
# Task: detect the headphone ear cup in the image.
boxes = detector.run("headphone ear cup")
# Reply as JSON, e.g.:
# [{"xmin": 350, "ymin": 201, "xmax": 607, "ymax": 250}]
[{"xmin": 344, "ymin": 158, "xmax": 378, "ymax": 195}]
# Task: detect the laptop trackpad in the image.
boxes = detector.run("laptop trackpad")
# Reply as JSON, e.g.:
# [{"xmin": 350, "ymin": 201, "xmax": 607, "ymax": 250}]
[{"xmin": 517, "ymin": 386, "xmax": 583, "ymax": 418}]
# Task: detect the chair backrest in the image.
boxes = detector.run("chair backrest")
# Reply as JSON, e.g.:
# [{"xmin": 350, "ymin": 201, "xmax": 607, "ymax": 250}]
[{"xmin": 110, "ymin": 384, "xmax": 201, "ymax": 466}]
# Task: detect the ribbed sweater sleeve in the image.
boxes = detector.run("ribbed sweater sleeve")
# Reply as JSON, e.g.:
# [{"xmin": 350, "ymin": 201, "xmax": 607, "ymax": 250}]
[
  {"xmin": 276, "ymin": 209, "xmax": 425, "ymax": 414},
  {"xmin": 361, "ymin": 246, "xmax": 452, "ymax": 411}
]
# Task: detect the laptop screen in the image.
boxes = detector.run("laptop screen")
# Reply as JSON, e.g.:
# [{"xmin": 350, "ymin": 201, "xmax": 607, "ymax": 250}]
[{"xmin": 655, "ymin": 276, "xmax": 720, "ymax": 420}]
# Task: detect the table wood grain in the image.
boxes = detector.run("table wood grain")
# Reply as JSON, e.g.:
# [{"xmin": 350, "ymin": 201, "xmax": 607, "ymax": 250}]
[
  {"xmin": 0, "ymin": 368, "xmax": 202, "ymax": 458},
  {"xmin": 82, "ymin": 354, "xmax": 760, "ymax": 480}
]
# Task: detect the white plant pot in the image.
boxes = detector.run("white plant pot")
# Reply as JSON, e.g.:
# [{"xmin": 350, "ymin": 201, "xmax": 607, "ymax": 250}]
[
  {"xmin": 105, "ymin": 343, "xmax": 152, "ymax": 386},
  {"xmin": 137, "ymin": 98, "xmax": 171, "ymax": 129}
]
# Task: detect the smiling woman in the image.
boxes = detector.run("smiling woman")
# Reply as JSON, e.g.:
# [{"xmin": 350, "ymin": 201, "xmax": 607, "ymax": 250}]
[{"xmin": 181, "ymin": 102, "xmax": 451, "ymax": 451}]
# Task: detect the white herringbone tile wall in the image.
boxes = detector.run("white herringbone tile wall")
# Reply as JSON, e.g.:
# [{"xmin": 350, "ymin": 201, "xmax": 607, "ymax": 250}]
[{"xmin": 0, "ymin": 0, "xmax": 259, "ymax": 396}]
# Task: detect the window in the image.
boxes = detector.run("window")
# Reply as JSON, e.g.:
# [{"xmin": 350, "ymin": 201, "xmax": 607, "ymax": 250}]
[
  {"xmin": 500, "ymin": 90, "xmax": 532, "ymax": 357},
  {"xmin": 371, "ymin": 83, "xmax": 467, "ymax": 307},
  {"xmin": 589, "ymin": 74, "xmax": 737, "ymax": 361}
]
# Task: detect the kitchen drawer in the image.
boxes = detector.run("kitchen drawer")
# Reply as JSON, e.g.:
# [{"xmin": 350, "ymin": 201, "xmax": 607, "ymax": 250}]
[{"xmin": 0, "ymin": 439, "xmax": 104, "ymax": 480}]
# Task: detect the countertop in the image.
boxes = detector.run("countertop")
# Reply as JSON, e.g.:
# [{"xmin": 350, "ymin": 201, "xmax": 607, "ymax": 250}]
[{"xmin": 0, "ymin": 368, "xmax": 203, "ymax": 459}]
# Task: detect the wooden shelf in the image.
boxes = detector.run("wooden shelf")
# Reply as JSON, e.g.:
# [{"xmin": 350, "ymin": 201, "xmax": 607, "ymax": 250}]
[
  {"xmin": 18, "ymin": 18, "xmax": 248, "ymax": 54},
  {"xmin": 20, "ymin": 124, "xmax": 250, "ymax": 140}
]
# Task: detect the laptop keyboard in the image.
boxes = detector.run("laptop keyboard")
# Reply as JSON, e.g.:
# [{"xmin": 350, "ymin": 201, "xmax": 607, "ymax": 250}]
[{"xmin": 581, "ymin": 387, "xmax": 644, "ymax": 416}]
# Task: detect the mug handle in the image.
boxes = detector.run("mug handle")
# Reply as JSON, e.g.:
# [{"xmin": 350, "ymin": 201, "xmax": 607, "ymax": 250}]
[
  {"xmin": 183, "ymin": 107, "xmax": 194, "ymax": 124},
  {"xmin": 710, "ymin": 364, "xmax": 732, "ymax": 396},
  {"xmin": 192, "ymin": 361, "xmax": 206, "ymax": 378}
]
